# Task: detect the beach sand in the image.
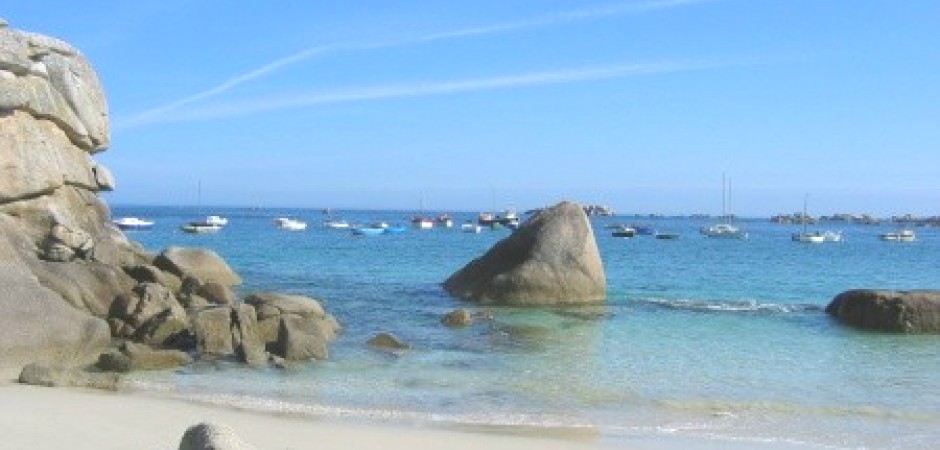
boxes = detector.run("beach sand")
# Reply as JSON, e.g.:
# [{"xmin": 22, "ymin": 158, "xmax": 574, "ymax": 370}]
[{"xmin": 0, "ymin": 382, "xmax": 625, "ymax": 450}]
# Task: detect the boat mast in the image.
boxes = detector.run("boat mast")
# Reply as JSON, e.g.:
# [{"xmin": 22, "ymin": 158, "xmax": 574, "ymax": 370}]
[
  {"xmin": 802, "ymin": 193, "xmax": 809, "ymax": 235},
  {"xmin": 721, "ymin": 173, "xmax": 730, "ymax": 221}
]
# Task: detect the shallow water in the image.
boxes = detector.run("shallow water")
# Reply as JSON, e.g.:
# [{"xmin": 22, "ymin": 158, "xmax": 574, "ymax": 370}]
[{"xmin": 116, "ymin": 206, "xmax": 940, "ymax": 449}]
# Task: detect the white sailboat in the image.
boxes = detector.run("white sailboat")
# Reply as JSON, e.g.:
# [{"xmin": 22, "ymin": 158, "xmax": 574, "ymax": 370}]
[
  {"xmin": 181, "ymin": 181, "xmax": 222, "ymax": 234},
  {"xmin": 701, "ymin": 175, "xmax": 748, "ymax": 239},
  {"xmin": 792, "ymin": 194, "xmax": 824, "ymax": 243}
]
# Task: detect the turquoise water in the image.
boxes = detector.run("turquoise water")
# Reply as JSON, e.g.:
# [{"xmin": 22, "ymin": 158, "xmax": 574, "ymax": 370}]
[{"xmin": 116, "ymin": 206, "xmax": 940, "ymax": 449}]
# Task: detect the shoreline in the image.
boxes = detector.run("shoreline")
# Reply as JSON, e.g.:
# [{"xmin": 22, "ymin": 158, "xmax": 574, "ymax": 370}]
[
  {"xmin": 0, "ymin": 380, "xmax": 831, "ymax": 450},
  {"xmin": 0, "ymin": 381, "xmax": 622, "ymax": 450}
]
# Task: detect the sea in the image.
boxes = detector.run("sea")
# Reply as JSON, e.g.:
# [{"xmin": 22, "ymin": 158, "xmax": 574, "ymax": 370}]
[{"xmin": 113, "ymin": 205, "xmax": 940, "ymax": 450}]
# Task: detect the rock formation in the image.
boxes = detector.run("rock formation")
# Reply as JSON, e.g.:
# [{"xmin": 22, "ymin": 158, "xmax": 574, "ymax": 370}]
[
  {"xmin": 0, "ymin": 21, "xmax": 339, "ymax": 377},
  {"xmin": 826, "ymin": 289, "xmax": 940, "ymax": 333},
  {"xmin": 443, "ymin": 201, "xmax": 606, "ymax": 306}
]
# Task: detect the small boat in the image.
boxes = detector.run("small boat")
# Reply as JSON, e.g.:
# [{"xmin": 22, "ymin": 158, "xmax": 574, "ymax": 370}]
[
  {"xmin": 205, "ymin": 215, "xmax": 228, "ymax": 226},
  {"xmin": 181, "ymin": 221, "xmax": 221, "ymax": 233},
  {"xmin": 113, "ymin": 217, "xmax": 154, "ymax": 230},
  {"xmin": 701, "ymin": 223, "xmax": 748, "ymax": 239},
  {"xmin": 461, "ymin": 221, "xmax": 482, "ymax": 233},
  {"xmin": 791, "ymin": 195, "xmax": 826, "ymax": 243},
  {"xmin": 351, "ymin": 226, "xmax": 385, "ymax": 236},
  {"xmin": 612, "ymin": 226, "xmax": 636, "ymax": 238},
  {"xmin": 369, "ymin": 222, "xmax": 389, "ymax": 229},
  {"xmin": 275, "ymin": 217, "xmax": 307, "ymax": 231},
  {"xmin": 880, "ymin": 229, "xmax": 916, "ymax": 242},
  {"xmin": 478, "ymin": 212, "xmax": 496, "ymax": 226},
  {"xmin": 384, "ymin": 225, "xmax": 407, "ymax": 234},
  {"xmin": 792, "ymin": 232, "xmax": 825, "ymax": 243},
  {"xmin": 655, "ymin": 233, "xmax": 681, "ymax": 240},
  {"xmin": 411, "ymin": 216, "xmax": 434, "ymax": 229},
  {"xmin": 633, "ymin": 225, "xmax": 656, "ymax": 236},
  {"xmin": 702, "ymin": 174, "xmax": 748, "ymax": 240},
  {"xmin": 436, "ymin": 214, "xmax": 454, "ymax": 228},
  {"xmin": 822, "ymin": 231, "xmax": 843, "ymax": 242},
  {"xmin": 322, "ymin": 219, "xmax": 350, "ymax": 229}
]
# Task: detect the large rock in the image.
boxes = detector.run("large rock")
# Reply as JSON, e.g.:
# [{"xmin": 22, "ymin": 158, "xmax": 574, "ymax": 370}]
[
  {"xmin": 826, "ymin": 290, "xmax": 940, "ymax": 333},
  {"xmin": 276, "ymin": 315, "xmax": 330, "ymax": 361},
  {"xmin": 97, "ymin": 342, "xmax": 192, "ymax": 372},
  {"xmin": 154, "ymin": 247, "xmax": 242, "ymax": 287},
  {"xmin": 179, "ymin": 423, "xmax": 256, "ymax": 450},
  {"xmin": 0, "ymin": 25, "xmax": 108, "ymax": 151},
  {"xmin": 194, "ymin": 307, "xmax": 235, "ymax": 356},
  {"xmin": 18, "ymin": 363, "xmax": 120, "ymax": 390},
  {"xmin": 29, "ymin": 259, "xmax": 134, "ymax": 316},
  {"xmin": 231, "ymin": 304, "xmax": 265, "ymax": 366},
  {"xmin": 443, "ymin": 201, "xmax": 606, "ymax": 306},
  {"xmin": 244, "ymin": 292, "xmax": 340, "ymax": 354},
  {"xmin": 0, "ymin": 218, "xmax": 111, "ymax": 377}
]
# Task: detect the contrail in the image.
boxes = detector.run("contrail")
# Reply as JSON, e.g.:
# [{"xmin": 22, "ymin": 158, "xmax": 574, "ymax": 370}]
[
  {"xmin": 120, "ymin": 0, "xmax": 715, "ymax": 127},
  {"xmin": 129, "ymin": 60, "xmax": 721, "ymax": 125}
]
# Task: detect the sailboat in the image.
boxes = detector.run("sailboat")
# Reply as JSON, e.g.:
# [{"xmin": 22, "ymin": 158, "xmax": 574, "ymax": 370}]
[
  {"xmin": 181, "ymin": 181, "xmax": 222, "ymax": 234},
  {"xmin": 792, "ymin": 194, "xmax": 825, "ymax": 243},
  {"xmin": 411, "ymin": 197, "xmax": 434, "ymax": 229},
  {"xmin": 701, "ymin": 175, "xmax": 748, "ymax": 239}
]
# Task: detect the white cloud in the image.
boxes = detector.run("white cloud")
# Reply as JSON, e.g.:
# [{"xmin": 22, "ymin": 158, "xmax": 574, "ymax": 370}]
[
  {"xmin": 119, "ymin": 0, "xmax": 716, "ymax": 128},
  {"xmin": 125, "ymin": 60, "xmax": 720, "ymax": 125}
]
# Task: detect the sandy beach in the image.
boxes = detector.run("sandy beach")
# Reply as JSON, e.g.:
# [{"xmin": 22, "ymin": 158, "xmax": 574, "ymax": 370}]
[{"xmin": 0, "ymin": 382, "xmax": 627, "ymax": 450}]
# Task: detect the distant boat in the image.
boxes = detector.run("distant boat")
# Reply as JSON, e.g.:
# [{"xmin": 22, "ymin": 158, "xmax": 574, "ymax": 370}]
[
  {"xmin": 384, "ymin": 225, "xmax": 407, "ymax": 234},
  {"xmin": 880, "ymin": 229, "xmax": 916, "ymax": 242},
  {"xmin": 822, "ymin": 230, "xmax": 843, "ymax": 242},
  {"xmin": 411, "ymin": 216, "xmax": 434, "ymax": 229},
  {"xmin": 612, "ymin": 226, "xmax": 636, "ymax": 238},
  {"xmin": 436, "ymin": 214, "xmax": 454, "ymax": 228},
  {"xmin": 205, "ymin": 215, "xmax": 228, "ymax": 226},
  {"xmin": 275, "ymin": 217, "xmax": 307, "ymax": 231},
  {"xmin": 323, "ymin": 219, "xmax": 350, "ymax": 229},
  {"xmin": 791, "ymin": 195, "xmax": 829, "ymax": 243},
  {"xmin": 701, "ymin": 223, "xmax": 748, "ymax": 239},
  {"xmin": 478, "ymin": 210, "xmax": 518, "ymax": 228},
  {"xmin": 633, "ymin": 225, "xmax": 656, "ymax": 236},
  {"xmin": 351, "ymin": 226, "xmax": 385, "ymax": 236},
  {"xmin": 113, "ymin": 217, "xmax": 154, "ymax": 230},
  {"xmin": 461, "ymin": 221, "xmax": 482, "ymax": 233},
  {"xmin": 701, "ymin": 174, "xmax": 748, "ymax": 240},
  {"xmin": 655, "ymin": 233, "xmax": 681, "ymax": 240},
  {"xmin": 181, "ymin": 221, "xmax": 221, "ymax": 234}
]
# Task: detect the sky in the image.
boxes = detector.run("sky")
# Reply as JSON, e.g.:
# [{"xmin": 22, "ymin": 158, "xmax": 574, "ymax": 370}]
[{"xmin": 4, "ymin": 0, "xmax": 939, "ymax": 216}]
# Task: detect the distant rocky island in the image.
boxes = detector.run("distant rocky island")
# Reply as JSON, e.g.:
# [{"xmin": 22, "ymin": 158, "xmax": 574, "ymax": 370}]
[{"xmin": 770, "ymin": 212, "xmax": 940, "ymax": 226}]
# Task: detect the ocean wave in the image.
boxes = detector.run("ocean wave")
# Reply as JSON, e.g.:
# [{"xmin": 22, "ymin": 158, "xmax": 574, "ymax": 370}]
[
  {"xmin": 637, "ymin": 297, "xmax": 823, "ymax": 314},
  {"xmin": 124, "ymin": 383, "xmax": 597, "ymax": 431}
]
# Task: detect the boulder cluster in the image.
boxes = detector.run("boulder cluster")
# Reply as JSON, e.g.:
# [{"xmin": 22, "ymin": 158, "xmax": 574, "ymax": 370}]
[{"xmin": 0, "ymin": 21, "xmax": 339, "ymax": 380}]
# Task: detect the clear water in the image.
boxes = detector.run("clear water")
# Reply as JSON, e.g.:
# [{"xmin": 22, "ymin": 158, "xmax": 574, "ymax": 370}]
[{"xmin": 115, "ymin": 206, "xmax": 940, "ymax": 449}]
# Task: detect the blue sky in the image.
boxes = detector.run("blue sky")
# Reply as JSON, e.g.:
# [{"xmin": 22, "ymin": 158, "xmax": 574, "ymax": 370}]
[{"xmin": 5, "ymin": 1, "xmax": 939, "ymax": 216}]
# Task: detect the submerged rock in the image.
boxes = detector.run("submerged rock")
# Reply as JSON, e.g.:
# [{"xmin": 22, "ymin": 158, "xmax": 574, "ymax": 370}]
[
  {"xmin": 826, "ymin": 290, "xmax": 940, "ymax": 333},
  {"xmin": 444, "ymin": 201, "xmax": 606, "ymax": 306},
  {"xmin": 367, "ymin": 332, "xmax": 410, "ymax": 350},
  {"xmin": 178, "ymin": 422, "xmax": 256, "ymax": 450},
  {"xmin": 441, "ymin": 308, "xmax": 473, "ymax": 327}
]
